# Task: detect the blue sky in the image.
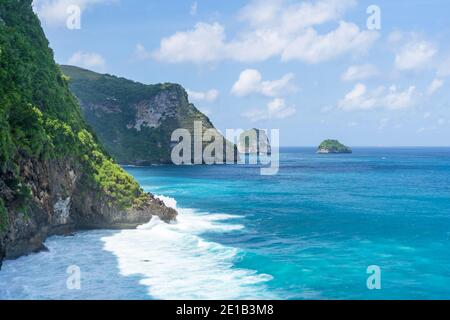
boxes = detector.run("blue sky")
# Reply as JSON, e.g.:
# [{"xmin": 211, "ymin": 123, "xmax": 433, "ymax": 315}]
[{"xmin": 33, "ymin": 0, "xmax": 450, "ymax": 146}]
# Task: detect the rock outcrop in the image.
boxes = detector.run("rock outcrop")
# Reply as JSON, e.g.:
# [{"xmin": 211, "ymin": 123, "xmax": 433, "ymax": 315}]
[
  {"xmin": 238, "ymin": 129, "xmax": 272, "ymax": 155},
  {"xmin": 0, "ymin": 0, "xmax": 176, "ymax": 268},
  {"xmin": 60, "ymin": 65, "xmax": 238, "ymax": 165}
]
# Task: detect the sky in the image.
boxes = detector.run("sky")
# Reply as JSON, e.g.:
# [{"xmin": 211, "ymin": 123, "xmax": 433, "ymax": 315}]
[{"xmin": 32, "ymin": 0, "xmax": 450, "ymax": 146}]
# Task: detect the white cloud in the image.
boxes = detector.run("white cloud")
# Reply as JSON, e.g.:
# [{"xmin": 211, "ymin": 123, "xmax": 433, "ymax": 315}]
[
  {"xmin": 341, "ymin": 64, "xmax": 379, "ymax": 82},
  {"xmin": 151, "ymin": 0, "xmax": 378, "ymax": 64},
  {"xmin": 427, "ymin": 78, "xmax": 444, "ymax": 95},
  {"xmin": 239, "ymin": 0, "xmax": 356, "ymax": 31},
  {"xmin": 153, "ymin": 22, "xmax": 227, "ymax": 63},
  {"xmin": 281, "ymin": 21, "xmax": 378, "ymax": 63},
  {"xmin": 231, "ymin": 69, "xmax": 295, "ymax": 97},
  {"xmin": 187, "ymin": 89, "xmax": 220, "ymax": 102},
  {"xmin": 68, "ymin": 51, "xmax": 106, "ymax": 71},
  {"xmin": 33, "ymin": 0, "xmax": 115, "ymax": 26},
  {"xmin": 393, "ymin": 34, "xmax": 437, "ymax": 71},
  {"xmin": 338, "ymin": 83, "xmax": 417, "ymax": 111},
  {"xmin": 190, "ymin": 2, "xmax": 198, "ymax": 16},
  {"xmin": 242, "ymin": 98, "xmax": 296, "ymax": 122}
]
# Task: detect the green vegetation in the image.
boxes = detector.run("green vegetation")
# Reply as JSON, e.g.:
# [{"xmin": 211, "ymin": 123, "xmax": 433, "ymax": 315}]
[
  {"xmin": 60, "ymin": 65, "xmax": 225, "ymax": 164},
  {"xmin": 318, "ymin": 140, "xmax": 352, "ymax": 154},
  {"xmin": 0, "ymin": 0, "xmax": 144, "ymax": 215}
]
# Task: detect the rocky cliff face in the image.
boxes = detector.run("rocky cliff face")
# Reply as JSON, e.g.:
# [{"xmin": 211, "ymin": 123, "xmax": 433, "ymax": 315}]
[
  {"xmin": 2, "ymin": 157, "xmax": 176, "ymax": 261},
  {"xmin": 238, "ymin": 129, "xmax": 272, "ymax": 155},
  {"xmin": 60, "ymin": 65, "xmax": 238, "ymax": 165},
  {"xmin": 0, "ymin": 0, "xmax": 176, "ymax": 267}
]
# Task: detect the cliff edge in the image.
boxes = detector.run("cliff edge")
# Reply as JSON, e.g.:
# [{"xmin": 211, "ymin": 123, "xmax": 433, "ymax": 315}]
[{"xmin": 0, "ymin": 0, "xmax": 176, "ymax": 267}]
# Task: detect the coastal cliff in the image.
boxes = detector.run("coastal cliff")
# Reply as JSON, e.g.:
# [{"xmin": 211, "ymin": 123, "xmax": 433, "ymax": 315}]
[
  {"xmin": 60, "ymin": 65, "xmax": 238, "ymax": 165},
  {"xmin": 0, "ymin": 0, "xmax": 176, "ymax": 267}
]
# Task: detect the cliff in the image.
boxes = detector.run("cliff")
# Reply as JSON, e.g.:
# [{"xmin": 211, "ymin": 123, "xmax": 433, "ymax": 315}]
[
  {"xmin": 60, "ymin": 65, "xmax": 237, "ymax": 165},
  {"xmin": 0, "ymin": 0, "xmax": 176, "ymax": 267},
  {"xmin": 317, "ymin": 140, "xmax": 352, "ymax": 154}
]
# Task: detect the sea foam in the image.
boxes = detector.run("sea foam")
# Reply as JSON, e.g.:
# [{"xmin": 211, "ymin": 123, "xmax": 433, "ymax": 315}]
[
  {"xmin": 0, "ymin": 195, "xmax": 274, "ymax": 300},
  {"xmin": 101, "ymin": 195, "xmax": 275, "ymax": 299}
]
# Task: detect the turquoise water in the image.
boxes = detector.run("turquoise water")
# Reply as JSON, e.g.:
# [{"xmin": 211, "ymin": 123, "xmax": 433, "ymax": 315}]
[
  {"xmin": 1, "ymin": 147, "xmax": 450, "ymax": 299},
  {"xmin": 126, "ymin": 147, "xmax": 450, "ymax": 299}
]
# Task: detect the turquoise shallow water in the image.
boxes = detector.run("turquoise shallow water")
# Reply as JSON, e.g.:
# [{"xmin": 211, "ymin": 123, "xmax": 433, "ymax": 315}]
[{"xmin": 1, "ymin": 147, "xmax": 450, "ymax": 299}]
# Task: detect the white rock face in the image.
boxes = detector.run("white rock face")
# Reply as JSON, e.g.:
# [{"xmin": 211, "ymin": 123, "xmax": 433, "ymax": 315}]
[
  {"xmin": 132, "ymin": 91, "xmax": 179, "ymax": 131},
  {"xmin": 53, "ymin": 197, "xmax": 71, "ymax": 224}
]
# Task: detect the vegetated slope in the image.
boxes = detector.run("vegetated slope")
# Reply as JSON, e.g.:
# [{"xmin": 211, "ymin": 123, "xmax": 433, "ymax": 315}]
[
  {"xmin": 61, "ymin": 65, "xmax": 237, "ymax": 165},
  {"xmin": 0, "ymin": 0, "xmax": 175, "ymax": 267}
]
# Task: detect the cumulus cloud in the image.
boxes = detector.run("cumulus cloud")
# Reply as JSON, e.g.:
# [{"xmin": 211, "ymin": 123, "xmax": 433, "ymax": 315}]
[
  {"xmin": 242, "ymin": 98, "xmax": 296, "ymax": 122},
  {"xmin": 153, "ymin": 22, "xmax": 226, "ymax": 63},
  {"xmin": 239, "ymin": 0, "xmax": 356, "ymax": 31},
  {"xmin": 187, "ymin": 89, "xmax": 220, "ymax": 102},
  {"xmin": 281, "ymin": 21, "xmax": 378, "ymax": 63},
  {"xmin": 341, "ymin": 64, "xmax": 379, "ymax": 82},
  {"xmin": 338, "ymin": 83, "xmax": 417, "ymax": 111},
  {"xmin": 390, "ymin": 33, "xmax": 437, "ymax": 71},
  {"xmin": 427, "ymin": 78, "xmax": 444, "ymax": 95},
  {"xmin": 68, "ymin": 51, "xmax": 106, "ymax": 71},
  {"xmin": 33, "ymin": 0, "xmax": 115, "ymax": 26},
  {"xmin": 231, "ymin": 69, "xmax": 295, "ymax": 97},
  {"xmin": 150, "ymin": 0, "xmax": 378, "ymax": 64}
]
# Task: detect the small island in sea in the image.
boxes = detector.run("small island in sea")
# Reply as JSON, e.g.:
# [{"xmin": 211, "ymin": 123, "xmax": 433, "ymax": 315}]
[
  {"xmin": 317, "ymin": 140, "xmax": 352, "ymax": 154},
  {"xmin": 238, "ymin": 129, "xmax": 272, "ymax": 155}
]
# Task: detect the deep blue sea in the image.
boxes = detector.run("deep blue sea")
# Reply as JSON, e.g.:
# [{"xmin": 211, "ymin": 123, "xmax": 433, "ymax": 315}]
[{"xmin": 1, "ymin": 147, "xmax": 450, "ymax": 299}]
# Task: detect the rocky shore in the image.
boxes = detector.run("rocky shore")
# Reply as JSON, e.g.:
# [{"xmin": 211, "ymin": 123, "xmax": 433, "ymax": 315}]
[{"xmin": 0, "ymin": 157, "xmax": 176, "ymax": 267}]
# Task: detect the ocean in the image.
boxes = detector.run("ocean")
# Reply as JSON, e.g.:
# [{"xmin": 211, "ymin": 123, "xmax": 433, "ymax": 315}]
[{"xmin": 1, "ymin": 147, "xmax": 450, "ymax": 299}]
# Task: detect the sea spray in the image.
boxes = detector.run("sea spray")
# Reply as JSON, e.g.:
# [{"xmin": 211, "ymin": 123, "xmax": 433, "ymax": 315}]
[
  {"xmin": 0, "ymin": 194, "xmax": 274, "ymax": 299},
  {"xmin": 101, "ymin": 195, "xmax": 275, "ymax": 299}
]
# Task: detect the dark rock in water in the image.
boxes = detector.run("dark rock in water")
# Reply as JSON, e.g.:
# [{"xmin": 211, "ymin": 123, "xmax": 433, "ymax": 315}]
[
  {"xmin": 238, "ymin": 129, "xmax": 272, "ymax": 155},
  {"xmin": 33, "ymin": 244, "xmax": 49, "ymax": 254},
  {"xmin": 317, "ymin": 140, "xmax": 352, "ymax": 154}
]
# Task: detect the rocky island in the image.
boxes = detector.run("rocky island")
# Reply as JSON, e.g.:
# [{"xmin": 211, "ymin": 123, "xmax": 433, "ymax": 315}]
[
  {"xmin": 317, "ymin": 140, "xmax": 352, "ymax": 154},
  {"xmin": 238, "ymin": 129, "xmax": 272, "ymax": 155}
]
